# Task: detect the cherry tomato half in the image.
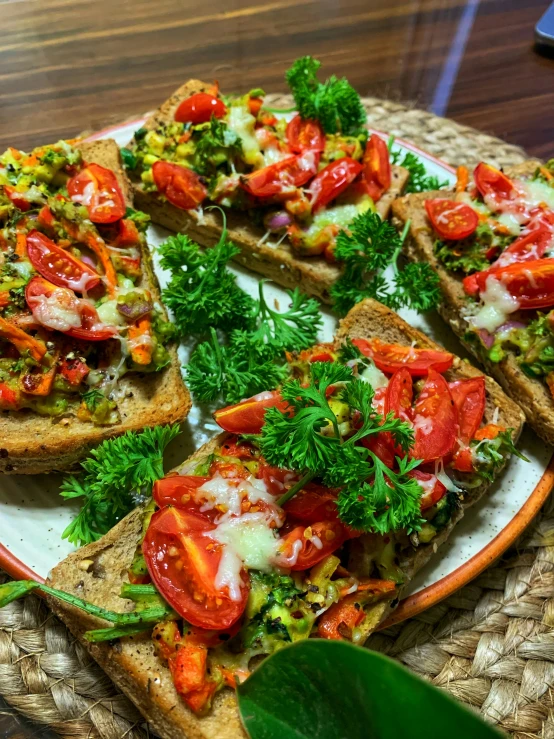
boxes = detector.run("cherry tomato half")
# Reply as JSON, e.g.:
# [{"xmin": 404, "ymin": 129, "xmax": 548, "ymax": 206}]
[
  {"xmin": 309, "ymin": 158, "xmax": 363, "ymax": 212},
  {"xmin": 143, "ymin": 506, "xmax": 249, "ymax": 630},
  {"xmin": 448, "ymin": 376, "xmax": 486, "ymax": 446},
  {"xmin": 353, "ymin": 337, "xmax": 454, "ymax": 376},
  {"xmin": 214, "ymin": 390, "xmax": 288, "ymax": 435},
  {"xmin": 425, "ymin": 198, "xmax": 479, "ymax": 241},
  {"xmin": 241, "ymin": 153, "xmax": 319, "ymax": 199},
  {"xmin": 362, "ymin": 134, "xmax": 391, "ymax": 202},
  {"xmin": 277, "ymin": 519, "xmax": 351, "ymax": 571},
  {"xmin": 25, "ymin": 276, "xmax": 116, "ymax": 341},
  {"xmin": 59, "ymin": 357, "xmax": 89, "ymax": 386},
  {"xmin": 152, "ymin": 161, "xmax": 208, "ymax": 211},
  {"xmin": 317, "ymin": 580, "xmax": 397, "ymax": 640},
  {"xmin": 286, "ymin": 115, "xmax": 325, "ymax": 154},
  {"xmin": 4, "ymin": 185, "xmax": 31, "ymax": 212},
  {"xmin": 26, "ymin": 230, "xmax": 100, "ymax": 292},
  {"xmin": 174, "ymin": 93, "xmax": 227, "ymax": 125},
  {"xmin": 463, "ymin": 258, "xmax": 554, "ymax": 309},
  {"xmin": 153, "ymin": 475, "xmax": 211, "ymax": 510},
  {"xmin": 473, "ymin": 162, "xmax": 516, "ymax": 202},
  {"xmin": 67, "ymin": 163, "xmax": 126, "ymax": 224},
  {"xmin": 411, "ymin": 369, "xmax": 457, "ymax": 462},
  {"xmin": 409, "ymin": 470, "xmax": 447, "ymax": 511},
  {"xmin": 282, "ymin": 483, "xmax": 339, "ymax": 523}
]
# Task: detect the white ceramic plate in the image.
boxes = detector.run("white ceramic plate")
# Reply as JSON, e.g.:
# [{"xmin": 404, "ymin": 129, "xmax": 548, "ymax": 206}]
[{"xmin": 1, "ymin": 121, "xmax": 552, "ymax": 626}]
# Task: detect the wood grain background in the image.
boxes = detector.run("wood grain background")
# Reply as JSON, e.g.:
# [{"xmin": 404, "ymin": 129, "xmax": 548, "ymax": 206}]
[{"xmin": 0, "ymin": 0, "xmax": 552, "ymax": 736}]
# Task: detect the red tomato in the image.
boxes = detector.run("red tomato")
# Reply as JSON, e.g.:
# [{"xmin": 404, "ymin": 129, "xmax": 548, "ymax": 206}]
[
  {"xmin": 25, "ymin": 276, "xmax": 116, "ymax": 341},
  {"xmin": 26, "ymin": 230, "xmax": 100, "ymax": 292},
  {"xmin": 362, "ymin": 434, "xmax": 396, "ymax": 468},
  {"xmin": 286, "ymin": 115, "xmax": 325, "ymax": 154},
  {"xmin": 4, "ymin": 185, "xmax": 31, "ymax": 211},
  {"xmin": 174, "ymin": 93, "xmax": 227, "ymax": 124},
  {"xmin": 214, "ymin": 391, "xmax": 288, "ymax": 434},
  {"xmin": 241, "ymin": 153, "xmax": 319, "ymax": 198},
  {"xmin": 67, "ymin": 163, "xmax": 126, "ymax": 224},
  {"xmin": 385, "ymin": 367, "xmax": 413, "ymax": 422},
  {"xmin": 411, "ymin": 369, "xmax": 458, "ymax": 462},
  {"xmin": 298, "ymin": 343, "xmax": 336, "ymax": 363},
  {"xmin": 152, "ymin": 161, "xmax": 208, "ymax": 210},
  {"xmin": 362, "ymin": 134, "xmax": 391, "ymax": 202},
  {"xmin": 282, "ymin": 483, "xmax": 338, "ymax": 523},
  {"xmin": 493, "ymin": 226, "xmax": 551, "ymax": 268},
  {"xmin": 353, "ymin": 337, "xmax": 454, "ymax": 376},
  {"xmin": 410, "ymin": 470, "xmax": 447, "ymax": 511},
  {"xmin": 473, "ymin": 163, "xmax": 516, "ymax": 202},
  {"xmin": 114, "ymin": 218, "xmax": 141, "ymax": 247},
  {"xmin": 0, "ymin": 383, "xmax": 20, "ymax": 410},
  {"xmin": 425, "ymin": 198, "xmax": 479, "ymax": 241},
  {"xmin": 257, "ymin": 461, "xmax": 294, "ymax": 496},
  {"xmin": 248, "ymin": 97, "xmax": 264, "ymax": 117},
  {"xmin": 59, "ymin": 357, "xmax": 89, "ymax": 386},
  {"xmin": 317, "ymin": 580, "xmax": 397, "ymax": 640},
  {"xmin": 153, "ymin": 475, "xmax": 211, "ymax": 510},
  {"xmin": 463, "ymin": 258, "xmax": 554, "ymax": 309},
  {"xmin": 143, "ymin": 507, "xmax": 249, "ymax": 630},
  {"xmin": 37, "ymin": 205, "xmax": 56, "ymax": 229},
  {"xmin": 448, "ymin": 376, "xmax": 486, "ymax": 445},
  {"xmin": 308, "ymin": 158, "xmax": 363, "ymax": 212},
  {"xmin": 219, "ymin": 437, "xmax": 257, "ymax": 460},
  {"xmin": 277, "ymin": 520, "xmax": 351, "ymax": 571}
]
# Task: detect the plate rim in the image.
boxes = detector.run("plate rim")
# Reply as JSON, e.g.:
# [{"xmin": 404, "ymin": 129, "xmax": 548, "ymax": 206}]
[{"xmin": 1, "ymin": 119, "xmax": 549, "ymax": 636}]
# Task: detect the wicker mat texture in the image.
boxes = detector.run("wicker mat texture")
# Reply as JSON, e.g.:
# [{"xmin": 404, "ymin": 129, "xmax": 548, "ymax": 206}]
[{"xmin": 0, "ymin": 96, "xmax": 548, "ymax": 739}]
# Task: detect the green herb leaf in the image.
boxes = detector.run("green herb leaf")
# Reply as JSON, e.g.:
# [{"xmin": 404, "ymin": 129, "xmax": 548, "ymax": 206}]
[
  {"xmin": 60, "ymin": 425, "xmax": 180, "ymax": 546},
  {"xmin": 237, "ymin": 640, "xmax": 503, "ymax": 739},
  {"xmin": 390, "ymin": 145, "xmax": 449, "ymax": 194},
  {"xmin": 285, "ymin": 56, "xmax": 367, "ymax": 137},
  {"xmin": 120, "ymin": 147, "xmax": 138, "ymax": 171}
]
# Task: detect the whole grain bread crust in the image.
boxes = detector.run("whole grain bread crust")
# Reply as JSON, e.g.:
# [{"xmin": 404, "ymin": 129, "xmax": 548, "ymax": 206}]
[
  {"xmin": 47, "ymin": 299, "xmax": 524, "ymax": 739},
  {"xmin": 0, "ymin": 139, "xmax": 191, "ymax": 474},
  {"xmin": 391, "ymin": 160, "xmax": 554, "ymax": 445},
  {"xmin": 131, "ymin": 79, "xmax": 410, "ymax": 304}
]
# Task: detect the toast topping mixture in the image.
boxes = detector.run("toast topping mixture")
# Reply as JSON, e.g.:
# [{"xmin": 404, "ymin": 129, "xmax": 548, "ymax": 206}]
[
  {"xmin": 131, "ymin": 339, "xmax": 520, "ymax": 714},
  {"xmin": 425, "ymin": 160, "xmax": 554, "ymax": 398},
  {"xmin": 124, "ymin": 61, "xmax": 395, "ymax": 263},
  {"xmin": 0, "ymin": 142, "xmax": 174, "ymax": 423}
]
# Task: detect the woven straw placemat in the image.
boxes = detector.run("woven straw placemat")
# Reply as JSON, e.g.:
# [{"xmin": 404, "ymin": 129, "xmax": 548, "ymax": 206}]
[{"xmin": 0, "ymin": 97, "xmax": 546, "ymax": 739}]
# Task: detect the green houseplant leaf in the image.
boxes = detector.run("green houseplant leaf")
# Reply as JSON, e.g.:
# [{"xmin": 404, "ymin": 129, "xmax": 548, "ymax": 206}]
[{"xmin": 237, "ymin": 640, "xmax": 503, "ymax": 739}]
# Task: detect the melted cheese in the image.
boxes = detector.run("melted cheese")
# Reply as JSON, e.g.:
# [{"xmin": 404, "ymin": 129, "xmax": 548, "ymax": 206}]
[
  {"xmin": 470, "ymin": 276, "xmax": 520, "ymax": 333},
  {"xmin": 96, "ymin": 299, "xmax": 127, "ymax": 327},
  {"xmin": 227, "ymin": 105, "xmax": 262, "ymax": 167},
  {"xmin": 521, "ymin": 180, "xmax": 554, "ymax": 211},
  {"xmin": 434, "ymin": 459, "xmax": 462, "ymax": 493},
  {"xmin": 413, "ymin": 414, "xmax": 434, "ymax": 436},
  {"xmin": 28, "ymin": 291, "xmax": 82, "ymax": 331},
  {"xmin": 359, "ymin": 361, "xmax": 388, "ymax": 391}
]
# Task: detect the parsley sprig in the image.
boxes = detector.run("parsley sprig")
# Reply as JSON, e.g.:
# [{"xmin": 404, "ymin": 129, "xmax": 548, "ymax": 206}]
[
  {"xmin": 285, "ymin": 56, "xmax": 367, "ymax": 137},
  {"xmin": 389, "ymin": 139, "xmax": 449, "ymax": 194},
  {"xmin": 329, "ymin": 211, "xmax": 441, "ymax": 316},
  {"xmin": 260, "ymin": 362, "xmax": 425, "ymax": 535},
  {"xmin": 60, "ymin": 425, "xmax": 180, "ymax": 546}
]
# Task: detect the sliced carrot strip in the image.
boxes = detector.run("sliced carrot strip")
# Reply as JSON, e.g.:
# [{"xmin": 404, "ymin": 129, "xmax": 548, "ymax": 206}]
[{"xmin": 0, "ymin": 316, "xmax": 47, "ymax": 362}]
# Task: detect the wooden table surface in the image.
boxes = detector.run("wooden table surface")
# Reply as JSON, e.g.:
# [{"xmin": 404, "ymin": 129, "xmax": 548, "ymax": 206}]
[{"xmin": 0, "ymin": 0, "xmax": 553, "ymax": 735}]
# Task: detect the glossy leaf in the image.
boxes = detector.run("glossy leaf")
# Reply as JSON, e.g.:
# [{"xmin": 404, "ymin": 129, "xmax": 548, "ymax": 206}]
[{"xmin": 237, "ymin": 640, "xmax": 503, "ymax": 739}]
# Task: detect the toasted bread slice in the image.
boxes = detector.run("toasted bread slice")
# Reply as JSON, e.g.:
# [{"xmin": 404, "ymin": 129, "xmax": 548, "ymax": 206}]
[
  {"xmin": 46, "ymin": 299, "xmax": 524, "ymax": 739},
  {"xmin": 131, "ymin": 79, "xmax": 410, "ymax": 303},
  {"xmin": 0, "ymin": 139, "xmax": 191, "ymax": 474},
  {"xmin": 391, "ymin": 159, "xmax": 554, "ymax": 444}
]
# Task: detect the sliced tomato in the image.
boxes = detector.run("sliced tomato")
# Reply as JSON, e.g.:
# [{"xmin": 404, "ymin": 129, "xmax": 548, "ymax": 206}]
[
  {"xmin": 143, "ymin": 506, "xmax": 249, "ymax": 630},
  {"xmin": 257, "ymin": 461, "xmax": 295, "ymax": 496},
  {"xmin": 114, "ymin": 218, "xmax": 141, "ymax": 247},
  {"xmin": 411, "ymin": 369, "xmax": 458, "ymax": 462},
  {"xmin": 4, "ymin": 185, "xmax": 31, "ymax": 211},
  {"xmin": 37, "ymin": 205, "xmax": 55, "ymax": 228},
  {"xmin": 410, "ymin": 470, "xmax": 447, "ymax": 511},
  {"xmin": 308, "ymin": 158, "xmax": 363, "ymax": 212},
  {"xmin": 241, "ymin": 153, "xmax": 319, "ymax": 198},
  {"xmin": 463, "ymin": 259, "xmax": 554, "ymax": 309},
  {"xmin": 174, "ymin": 93, "xmax": 227, "ymax": 124},
  {"xmin": 286, "ymin": 115, "xmax": 325, "ymax": 154},
  {"xmin": 451, "ymin": 447, "xmax": 473, "ymax": 473},
  {"xmin": 362, "ymin": 134, "xmax": 391, "ymax": 202},
  {"xmin": 448, "ymin": 376, "xmax": 486, "ymax": 445},
  {"xmin": 493, "ymin": 226, "xmax": 551, "ymax": 268},
  {"xmin": 425, "ymin": 198, "xmax": 478, "ymax": 241},
  {"xmin": 277, "ymin": 519, "xmax": 351, "ymax": 571},
  {"xmin": 282, "ymin": 483, "xmax": 338, "ymax": 523},
  {"xmin": 153, "ymin": 475, "xmax": 211, "ymax": 510},
  {"xmin": 0, "ymin": 383, "xmax": 20, "ymax": 410},
  {"xmin": 59, "ymin": 357, "xmax": 89, "ymax": 386},
  {"xmin": 219, "ymin": 437, "xmax": 257, "ymax": 460},
  {"xmin": 214, "ymin": 390, "xmax": 288, "ymax": 434},
  {"xmin": 353, "ymin": 337, "xmax": 454, "ymax": 376},
  {"xmin": 298, "ymin": 343, "xmax": 336, "ymax": 363},
  {"xmin": 473, "ymin": 163, "xmax": 516, "ymax": 202},
  {"xmin": 26, "ymin": 230, "xmax": 100, "ymax": 292},
  {"xmin": 25, "ymin": 276, "xmax": 116, "ymax": 341},
  {"xmin": 152, "ymin": 161, "xmax": 207, "ymax": 211},
  {"xmin": 317, "ymin": 580, "xmax": 397, "ymax": 640},
  {"xmin": 385, "ymin": 367, "xmax": 413, "ymax": 422},
  {"xmin": 362, "ymin": 433, "xmax": 396, "ymax": 468},
  {"xmin": 67, "ymin": 163, "xmax": 126, "ymax": 224}
]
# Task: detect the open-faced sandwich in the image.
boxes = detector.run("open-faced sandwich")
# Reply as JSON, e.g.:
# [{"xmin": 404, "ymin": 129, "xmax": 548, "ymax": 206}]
[
  {"xmin": 392, "ymin": 158, "xmax": 554, "ymax": 444},
  {"xmin": 123, "ymin": 58, "xmax": 410, "ymax": 303},
  {"xmin": 2, "ymin": 299, "xmax": 524, "ymax": 739},
  {"xmin": 0, "ymin": 138, "xmax": 190, "ymax": 474}
]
